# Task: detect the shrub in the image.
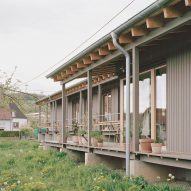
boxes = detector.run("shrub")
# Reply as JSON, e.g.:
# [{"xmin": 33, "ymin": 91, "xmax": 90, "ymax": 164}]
[
  {"xmin": 0, "ymin": 131, "xmax": 19, "ymax": 137},
  {"xmin": 20, "ymin": 127, "xmax": 33, "ymax": 138}
]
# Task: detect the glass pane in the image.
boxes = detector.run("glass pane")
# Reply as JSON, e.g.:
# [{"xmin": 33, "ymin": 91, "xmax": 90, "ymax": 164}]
[
  {"xmin": 139, "ymin": 72, "xmax": 151, "ymax": 138},
  {"xmin": 156, "ymin": 67, "xmax": 166, "ymax": 144},
  {"xmin": 103, "ymin": 93, "xmax": 112, "ymax": 121}
]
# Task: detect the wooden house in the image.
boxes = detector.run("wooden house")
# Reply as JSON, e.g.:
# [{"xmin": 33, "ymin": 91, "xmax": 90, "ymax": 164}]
[{"xmin": 36, "ymin": 0, "xmax": 191, "ymax": 181}]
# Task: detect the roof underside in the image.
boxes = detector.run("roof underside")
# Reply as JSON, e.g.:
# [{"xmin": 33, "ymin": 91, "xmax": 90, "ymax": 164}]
[{"xmin": 46, "ymin": 0, "xmax": 191, "ymax": 84}]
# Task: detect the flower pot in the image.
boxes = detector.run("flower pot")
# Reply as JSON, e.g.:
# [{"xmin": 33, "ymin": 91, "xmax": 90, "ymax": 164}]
[
  {"xmin": 97, "ymin": 142, "xmax": 103, "ymax": 147},
  {"xmin": 72, "ymin": 135, "xmax": 79, "ymax": 144},
  {"xmin": 81, "ymin": 137, "xmax": 88, "ymax": 145},
  {"xmin": 151, "ymin": 143, "xmax": 162, "ymax": 154},
  {"xmin": 91, "ymin": 138, "xmax": 98, "ymax": 147},
  {"xmin": 139, "ymin": 139, "xmax": 154, "ymax": 153}
]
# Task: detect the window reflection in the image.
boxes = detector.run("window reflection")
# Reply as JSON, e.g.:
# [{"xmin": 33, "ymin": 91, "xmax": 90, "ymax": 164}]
[
  {"xmin": 139, "ymin": 72, "xmax": 151, "ymax": 138},
  {"xmin": 156, "ymin": 67, "xmax": 166, "ymax": 144}
]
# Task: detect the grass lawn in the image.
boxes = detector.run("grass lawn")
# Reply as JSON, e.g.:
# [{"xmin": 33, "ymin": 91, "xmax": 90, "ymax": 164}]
[{"xmin": 0, "ymin": 140, "xmax": 187, "ymax": 191}]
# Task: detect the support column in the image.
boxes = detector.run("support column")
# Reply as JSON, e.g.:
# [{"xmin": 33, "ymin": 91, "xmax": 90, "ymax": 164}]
[
  {"xmin": 62, "ymin": 83, "xmax": 67, "ymax": 143},
  {"xmin": 87, "ymin": 70, "xmax": 93, "ymax": 148},
  {"xmin": 119, "ymin": 79, "xmax": 124, "ymax": 144},
  {"xmin": 151, "ymin": 69, "xmax": 156, "ymax": 140},
  {"xmin": 98, "ymin": 84, "xmax": 102, "ymax": 122},
  {"xmin": 46, "ymin": 104, "xmax": 49, "ymax": 125},
  {"xmin": 132, "ymin": 47, "xmax": 139, "ymax": 151},
  {"xmin": 79, "ymin": 91, "xmax": 82, "ymax": 124},
  {"xmin": 39, "ymin": 105, "xmax": 42, "ymax": 127}
]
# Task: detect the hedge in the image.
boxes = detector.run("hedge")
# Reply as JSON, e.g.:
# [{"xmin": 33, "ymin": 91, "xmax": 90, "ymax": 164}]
[{"xmin": 0, "ymin": 131, "xmax": 20, "ymax": 137}]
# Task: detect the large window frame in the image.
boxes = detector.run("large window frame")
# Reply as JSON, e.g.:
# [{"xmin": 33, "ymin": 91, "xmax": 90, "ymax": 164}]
[{"xmin": 120, "ymin": 65, "xmax": 166, "ymax": 141}]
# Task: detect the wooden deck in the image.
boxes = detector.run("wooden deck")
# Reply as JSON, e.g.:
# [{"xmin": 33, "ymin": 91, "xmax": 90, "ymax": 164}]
[{"xmin": 43, "ymin": 140, "xmax": 191, "ymax": 169}]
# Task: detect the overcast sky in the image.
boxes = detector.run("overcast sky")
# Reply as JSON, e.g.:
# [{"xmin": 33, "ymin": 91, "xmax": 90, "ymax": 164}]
[{"xmin": 0, "ymin": 0, "xmax": 156, "ymax": 95}]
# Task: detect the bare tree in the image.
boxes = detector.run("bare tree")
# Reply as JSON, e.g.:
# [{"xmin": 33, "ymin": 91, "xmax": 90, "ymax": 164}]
[{"xmin": 0, "ymin": 67, "xmax": 38, "ymax": 111}]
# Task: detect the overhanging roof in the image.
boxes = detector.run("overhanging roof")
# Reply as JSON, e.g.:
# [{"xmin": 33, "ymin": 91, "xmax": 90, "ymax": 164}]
[{"xmin": 46, "ymin": 0, "xmax": 191, "ymax": 83}]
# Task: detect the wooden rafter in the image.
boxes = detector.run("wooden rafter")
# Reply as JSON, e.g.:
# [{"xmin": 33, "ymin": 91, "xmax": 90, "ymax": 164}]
[
  {"xmin": 119, "ymin": 34, "xmax": 133, "ymax": 44},
  {"xmin": 107, "ymin": 41, "xmax": 116, "ymax": 50},
  {"xmin": 90, "ymin": 52, "xmax": 101, "ymax": 61},
  {"xmin": 76, "ymin": 61, "xmax": 86, "ymax": 69},
  {"xmin": 185, "ymin": 0, "xmax": 191, "ymax": 6},
  {"xmin": 146, "ymin": 17, "xmax": 164, "ymax": 28},
  {"xmin": 163, "ymin": 6, "xmax": 182, "ymax": 18},
  {"xmin": 71, "ymin": 65, "xmax": 78, "ymax": 72},
  {"xmin": 83, "ymin": 57, "xmax": 92, "ymax": 65},
  {"xmin": 98, "ymin": 47, "xmax": 109, "ymax": 56},
  {"xmin": 66, "ymin": 68, "xmax": 73, "ymax": 75},
  {"xmin": 131, "ymin": 26, "xmax": 147, "ymax": 37},
  {"xmin": 61, "ymin": 71, "xmax": 66, "ymax": 77}
]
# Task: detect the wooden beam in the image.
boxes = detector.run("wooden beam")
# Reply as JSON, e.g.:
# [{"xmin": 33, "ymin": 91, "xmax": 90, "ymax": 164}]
[
  {"xmin": 54, "ymin": 74, "xmax": 63, "ymax": 81},
  {"xmin": 185, "ymin": 0, "xmax": 191, "ymax": 6},
  {"xmin": 93, "ymin": 79, "xmax": 97, "ymax": 84},
  {"xmin": 71, "ymin": 65, "xmax": 78, "ymax": 72},
  {"xmin": 151, "ymin": 69, "xmax": 156, "ymax": 140},
  {"xmin": 66, "ymin": 68, "xmax": 73, "ymax": 75},
  {"xmin": 62, "ymin": 83, "xmax": 66, "ymax": 143},
  {"xmin": 163, "ymin": 6, "xmax": 182, "ymax": 18},
  {"xmin": 119, "ymin": 79, "xmax": 124, "ymax": 144},
  {"xmin": 131, "ymin": 26, "xmax": 147, "ymax": 37},
  {"xmin": 61, "ymin": 71, "xmax": 66, "ymax": 77},
  {"xmin": 87, "ymin": 70, "xmax": 92, "ymax": 149},
  {"xmin": 119, "ymin": 34, "xmax": 133, "ymax": 44},
  {"xmin": 146, "ymin": 17, "xmax": 164, "ymax": 29},
  {"xmin": 81, "ymin": 83, "xmax": 86, "ymax": 88},
  {"xmin": 90, "ymin": 52, "xmax": 101, "ymax": 61},
  {"xmin": 79, "ymin": 91, "xmax": 82, "ymax": 123},
  {"xmin": 76, "ymin": 61, "xmax": 86, "ymax": 69},
  {"xmin": 132, "ymin": 47, "xmax": 139, "ymax": 152},
  {"xmin": 83, "ymin": 57, "xmax": 92, "ymax": 65},
  {"xmin": 98, "ymin": 48, "xmax": 109, "ymax": 56},
  {"xmin": 100, "ymin": 75, "xmax": 105, "ymax": 80},
  {"xmin": 97, "ymin": 84, "xmax": 102, "ymax": 121},
  {"xmin": 107, "ymin": 41, "xmax": 116, "ymax": 50}
]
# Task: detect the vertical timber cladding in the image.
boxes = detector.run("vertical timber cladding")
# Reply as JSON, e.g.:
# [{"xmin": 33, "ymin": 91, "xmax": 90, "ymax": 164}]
[{"xmin": 167, "ymin": 47, "xmax": 191, "ymax": 153}]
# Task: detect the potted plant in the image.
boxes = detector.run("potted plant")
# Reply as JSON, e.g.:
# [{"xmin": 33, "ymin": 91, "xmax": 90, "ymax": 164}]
[
  {"xmin": 151, "ymin": 139, "xmax": 163, "ymax": 154},
  {"xmin": 78, "ymin": 129, "xmax": 87, "ymax": 145},
  {"xmin": 139, "ymin": 137, "xmax": 154, "ymax": 153},
  {"xmin": 90, "ymin": 130, "xmax": 102, "ymax": 147},
  {"xmin": 97, "ymin": 134, "xmax": 104, "ymax": 147},
  {"xmin": 72, "ymin": 120, "xmax": 79, "ymax": 144}
]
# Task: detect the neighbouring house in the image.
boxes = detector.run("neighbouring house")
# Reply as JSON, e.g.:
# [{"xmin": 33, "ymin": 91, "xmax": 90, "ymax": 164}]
[
  {"xmin": 0, "ymin": 103, "xmax": 27, "ymax": 131},
  {"xmin": 36, "ymin": 0, "xmax": 191, "ymax": 182}
]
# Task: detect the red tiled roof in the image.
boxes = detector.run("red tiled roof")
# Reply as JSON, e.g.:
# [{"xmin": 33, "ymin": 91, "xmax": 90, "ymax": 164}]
[{"xmin": 0, "ymin": 108, "xmax": 12, "ymax": 120}]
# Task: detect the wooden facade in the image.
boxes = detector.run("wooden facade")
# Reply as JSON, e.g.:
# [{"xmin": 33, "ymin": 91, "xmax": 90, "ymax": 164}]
[{"xmin": 36, "ymin": 0, "xmax": 191, "ymax": 177}]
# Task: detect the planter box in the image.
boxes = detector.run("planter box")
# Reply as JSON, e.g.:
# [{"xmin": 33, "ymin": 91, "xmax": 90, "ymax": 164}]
[{"xmin": 151, "ymin": 143, "xmax": 162, "ymax": 154}]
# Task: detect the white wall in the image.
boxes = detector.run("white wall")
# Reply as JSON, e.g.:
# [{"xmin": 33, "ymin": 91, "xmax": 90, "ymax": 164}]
[
  {"xmin": 12, "ymin": 118, "xmax": 27, "ymax": 131},
  {"xmin": 0, "ymin": 120, "xmax": 11, "ymax": 131}
]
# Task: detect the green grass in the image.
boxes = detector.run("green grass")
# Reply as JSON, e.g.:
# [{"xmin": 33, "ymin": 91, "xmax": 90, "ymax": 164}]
[{"xmin": 0, "ymin": 140, "xmax": 186, "ymax": 191}]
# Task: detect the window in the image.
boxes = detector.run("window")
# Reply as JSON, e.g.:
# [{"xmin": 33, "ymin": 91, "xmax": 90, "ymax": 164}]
[
  {"xmin": 72, "ymin": 99, "xmax": 79, "ymax": 122},
  {"xmin": 12, "ymin": 111, "xmax": 16, "ymax": 117},
  {"xmin": 13, "ymin": 122, "xmax": 19, "ymax": 128},
  {"xmin": 156, "ymin": 67, "xmax": 166, "ymax": 144},
  {"xmin": 103, "ymin": 93, "xmax": 112, "ymax": 121},
  {"xmin": 139, "ymin": 72, "xmax": 151, "ymax": 138}
]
